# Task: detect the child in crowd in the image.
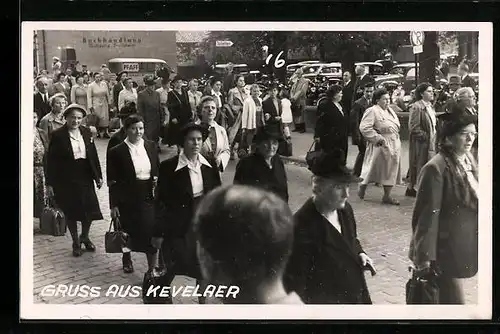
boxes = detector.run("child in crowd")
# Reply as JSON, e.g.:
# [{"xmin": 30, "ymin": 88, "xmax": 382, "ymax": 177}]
[{"xmin": 279, "ymin": 89, "xmax": 293, "ymax": 139}]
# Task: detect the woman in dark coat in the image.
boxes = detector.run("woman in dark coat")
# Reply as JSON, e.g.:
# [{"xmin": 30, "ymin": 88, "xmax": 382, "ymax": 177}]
[
  {"xmin": 406, "ymin": 82, "xmax": 437, "ymax": 197},
  {"xmin": 234, "ymin": 127, "xmax": 288, "ymax": 203},
  {"xmin": 46, "ymin": 104, "xmax": 103, "ymax": 257},
  {"xmin": 107, "ymin": 114, "xmax": 160, "ymax": 273},
  {"xmin": 314, "ymin": 84, "xmax": 349, "ymax": 163},
  {"xmin": 409, "ymin": 112, "xmax": 478, "ymax": 304},
  {"xmin": 152, "ymin": 123, "xmax": 222, "ymax": 304},
  {"xmin": 166, "ymin": 75, "xmax": 192, "ymax": 147}
]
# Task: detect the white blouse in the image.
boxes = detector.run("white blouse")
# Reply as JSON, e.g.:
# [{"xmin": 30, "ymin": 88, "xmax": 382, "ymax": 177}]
[
  {"xmin": 323, "ymin": 210, "xmax": 342, "ymax": 234},
  {"xmin": 124, "ymin": 138, "xmax": 151, "ymax": 180},
  {"xmin": 175, "ymin": 152, "xmax": 212, "ymax": 197},
  {"xmin": 68, "ymin": 129, "xmax": 87, "ymax": 160}
]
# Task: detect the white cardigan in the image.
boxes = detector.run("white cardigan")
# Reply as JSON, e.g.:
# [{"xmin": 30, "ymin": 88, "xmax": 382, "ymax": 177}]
[{"xmin": 241, "ymin": 96, "xmax": 263, "ymax": 130}]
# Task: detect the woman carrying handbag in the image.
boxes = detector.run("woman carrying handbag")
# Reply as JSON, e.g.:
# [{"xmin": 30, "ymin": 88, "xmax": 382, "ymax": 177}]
[{"xmin": 107, "ymin": 114, "xmax": 160, "ymax": 273}]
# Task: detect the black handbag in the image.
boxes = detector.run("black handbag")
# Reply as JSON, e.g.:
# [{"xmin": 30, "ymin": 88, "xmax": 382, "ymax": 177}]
[
  {"xmin": 405, "ymin": 266, "xmax": 440, "ymax": 304},
  {"xmin": 278, "ymin": 137, "xmax": 293, "ymax": 157},
  {"xmin": 104, "ymin": 217, "xmax": 129, "ymax": 254},
  {"xmin": 142, "ymin": 250, "xmax": 173, "ymax": 304},
  {"xmin": 40, "ymin": 198, "xmax": 67, "ymax": 237},
  {"xmin": 305, "ymin": 140, "xmax": 322, "ymax": 170}
]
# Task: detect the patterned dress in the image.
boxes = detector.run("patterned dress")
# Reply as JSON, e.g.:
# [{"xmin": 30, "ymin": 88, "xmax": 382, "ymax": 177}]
[
  {"xmin": 87, "ymin": 81, "xmax": 110, "ymax": 128},
  {"xmin": 33, "ymin": 130, "xmax": 46, "ymax": 218}
]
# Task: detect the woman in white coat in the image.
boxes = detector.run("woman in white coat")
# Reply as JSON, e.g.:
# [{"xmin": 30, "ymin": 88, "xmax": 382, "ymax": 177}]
[
  {"xmin": 358, "ymin": 88, "xmax": 402, "ymax": 205},
  {"xmin": 199, "ymin": 96, "xmax": 231, "ymax": 173},
  {"xmin": 241, "ymin": 84, "xmax": 265, "ymax": 153}
]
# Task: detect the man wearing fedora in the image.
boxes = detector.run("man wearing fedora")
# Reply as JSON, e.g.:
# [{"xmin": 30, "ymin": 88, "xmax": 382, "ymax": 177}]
[
  {"xmin": 137, "ymin": 74, "xmax": 163, "ymax": 152},
  {"xmin": 284, "ymin": 149, "xmax": 373, "ymax": 304}
]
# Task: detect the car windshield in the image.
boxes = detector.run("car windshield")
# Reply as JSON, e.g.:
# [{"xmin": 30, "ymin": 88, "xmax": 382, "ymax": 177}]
[
  {"xmin": 389, "ymin": 66, "xmax": 411, "ymax": 75},
  {"xmin": 303, "ymin": 65, "xmax": 322, "ymax": 75},
  {"xmin": 321, "ymin": 66, "xmax": 341, "ymax": 74}
]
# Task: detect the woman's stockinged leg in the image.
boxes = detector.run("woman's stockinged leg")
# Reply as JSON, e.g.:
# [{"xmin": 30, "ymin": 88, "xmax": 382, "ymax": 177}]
[
  {"xmin": 67, "ymin": 219, "xmax": 83, "ymax": 257},
  {"xmin": 80, "ymin": 220, "xmax": 96, "ymax": 252}
]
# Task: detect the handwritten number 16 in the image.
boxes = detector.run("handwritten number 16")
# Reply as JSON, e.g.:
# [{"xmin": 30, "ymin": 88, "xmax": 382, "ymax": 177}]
[{"xmin": 266, "ymin": 50, "xmax": 285, "ymax": 69}]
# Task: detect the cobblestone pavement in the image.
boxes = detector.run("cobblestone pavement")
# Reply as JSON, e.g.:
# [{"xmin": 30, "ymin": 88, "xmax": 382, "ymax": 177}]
[{"xmin": 31, "ymin": 138, "xmax": 477, "ymax": 305}]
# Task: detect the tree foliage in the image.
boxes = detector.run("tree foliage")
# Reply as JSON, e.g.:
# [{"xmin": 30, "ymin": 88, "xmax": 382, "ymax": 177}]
[{"xmin": 200, "ymin": 30, "xmax": 410, "ymax": 68}]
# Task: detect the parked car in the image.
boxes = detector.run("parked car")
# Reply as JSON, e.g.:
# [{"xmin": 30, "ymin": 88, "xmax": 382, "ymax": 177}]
[
  {"xmin": 286, "ymin": 60, "xmax": 322, "ymax": 79},
  {"xmin": 374, "ymin": 63, "xmax": 446, "ymax": 94},
  {"xmin": 356, "ymin": 62, "xmax": 386, "ymax": 78}
]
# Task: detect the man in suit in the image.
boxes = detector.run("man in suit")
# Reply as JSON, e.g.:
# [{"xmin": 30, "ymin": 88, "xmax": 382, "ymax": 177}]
[
  {"xmin": 113, "ymin": 71, "xmax": 128, "ymax": 111},
  {"xmin": 351, "ymin": 64, "xmax": 375, "ymax": 105},
  {"xmin": 458, "ymin": 63, "xmax": 477, "ymax": 92},
  {"xmin": 350, "ymin": 84, "xmax": 374, "ymax": 177},
  {"xmin": 284, "ymin": 149, "xmax": 374, "ymax": 304},
  {"xmin": 34, "ymin": 76, "xmax": 52, "ymax": 124},
  {"xmin": 341, "ymin": 71, "xmax": 354, "ymax": 119},
  {"xmin": 152, "ymin": 123, "xmax": 222, "ymax": 304}
]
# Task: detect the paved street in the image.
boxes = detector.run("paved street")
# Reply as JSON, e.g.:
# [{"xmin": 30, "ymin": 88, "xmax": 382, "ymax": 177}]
[{"xmin": 32, "ymin": 135, "xmax": 477, "ymax": 305}]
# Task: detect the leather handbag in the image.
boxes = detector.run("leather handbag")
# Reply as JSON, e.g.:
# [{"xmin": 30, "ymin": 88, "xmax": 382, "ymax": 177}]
[
  {"xmin": 278, "ymin": 137, "xmax": 293, "ymax": 157},
  {"xmin": 142, "ymin": 250, "xmax": 173, "ymax": 304},
  {"xmin": 104, "ymin": 217, "xmax": 129, "ymax": 254},
  {"xmin": 305, "ymin": 140, "xmax": 321, "ymax": 170},
  {"xmin": 405, "ymin": 266, "xmax": 440, "ymax": 304},
  {"xmin": 40, "ymin": 198, "xmax": 67, "ymax": 237}
]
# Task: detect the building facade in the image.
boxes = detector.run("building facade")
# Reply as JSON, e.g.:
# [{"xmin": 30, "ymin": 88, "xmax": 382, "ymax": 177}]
[{"xmin": 36, "ymin": 30, "xmax": 177, "ymax": 73}]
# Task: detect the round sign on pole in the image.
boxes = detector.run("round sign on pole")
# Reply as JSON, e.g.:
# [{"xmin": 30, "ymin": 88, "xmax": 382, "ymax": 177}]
[{"xmin": 410, "ymin": 31, "xmax": 425, "ymax": 46}]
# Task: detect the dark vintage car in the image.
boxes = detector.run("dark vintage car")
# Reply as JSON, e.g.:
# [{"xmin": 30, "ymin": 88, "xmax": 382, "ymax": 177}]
[{"xmin": 374, "ymin": 63, "xmax": 446, "ymax": 94}]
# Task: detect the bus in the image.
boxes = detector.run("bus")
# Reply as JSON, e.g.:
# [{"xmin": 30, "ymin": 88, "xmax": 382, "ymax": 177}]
[{"xmin": 107, "ymin": 58, "xmax": 172, "ymax": 86}]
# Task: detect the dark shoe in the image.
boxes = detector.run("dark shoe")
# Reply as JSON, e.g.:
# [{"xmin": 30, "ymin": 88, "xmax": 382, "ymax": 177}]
[
  {"xmin": 72, "ymin": 242, "xmax": 83, "ymax": 257},
  {"xmin": 358, "ymin": 186, "xmax": 366, "ymax": 200},
  {"xmin": 405, "ymin": 188, "xmax": 417, "ymax": 197},
  {"xmin": 292, "ymin": 125, "xmax": 300, "ymax": 132},
  {"xmin": 122, "ymin": 254, "xmax": 134, "ymax": 274},
  {"xmin": 80, "ymin": 236, "xmax": 96, "ymax": 252},
  {"xmin": 298, "ymin": 123, "xmax": 306, "ymax": 133}
]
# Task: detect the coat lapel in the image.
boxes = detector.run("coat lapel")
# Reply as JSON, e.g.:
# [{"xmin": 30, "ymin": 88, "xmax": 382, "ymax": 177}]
[
  {"xmin": 144, "ymin": 141, "xmax": 158, "ymax": 177},
  {"xmin": 176, "ymin": 166, "xmax": 193, "ymax": 198},
  {"xmin": 201, "ymin": 163, "xmax": 214, "ymax": 195},
  {"xmin": 308, "ymin": 202, "xmax": 360, "ymax": 263},
  {"xmin": 118, "ymin": 142, "xmax": 137, "ymax": 180}
]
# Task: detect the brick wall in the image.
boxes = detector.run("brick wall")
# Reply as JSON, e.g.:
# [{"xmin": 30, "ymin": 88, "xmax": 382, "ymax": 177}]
[{"xmin": 38, "ymin": 30, "xmax": 177, "ymax": 73}]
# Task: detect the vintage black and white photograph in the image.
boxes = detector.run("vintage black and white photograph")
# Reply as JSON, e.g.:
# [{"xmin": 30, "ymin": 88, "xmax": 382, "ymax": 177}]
[{"xmin": 20, "ymin": 22, "xmax": 492, "ymax": 320}]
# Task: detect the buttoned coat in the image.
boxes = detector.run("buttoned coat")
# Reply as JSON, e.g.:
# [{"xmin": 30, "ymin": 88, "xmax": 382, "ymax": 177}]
[
  {"xmin": 408, "ymin": 100, "xmax": 437, "ymax": 186},
  {"xmin": 408, "ymin": 152, "xmax": 478, "ymax": 278},
  {"xmin": 284, "ymin": 199, "xmax": 372, "ymax": 304}
]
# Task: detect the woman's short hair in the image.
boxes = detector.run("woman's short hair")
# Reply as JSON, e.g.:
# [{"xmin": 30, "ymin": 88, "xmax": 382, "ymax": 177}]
[
  {"xmin": 372, "ymin": 88, "xmax": 389, "ymax": 104},
  {"xmin": 123, "ymin": 114, "xmax": 144, "ymax": 130},
  {"xmin": 74, "ymin": 73, "xmax": 84, "ymax": 81},
  {"xmin": 49, "ymin": 93, "xmax": 67, "ymax": 108},
  {"xmin": 210, "ymin": 76, "xmax": 222, "ymax": 87},
  {"xmin": 415, "ymin": 82, "xmax": 433, "ymax": 100},
  {"xmin": 193, "ymin": 185, "xmax": 295, "ymax": 283},
  {"xmin": 189, "ymin": 79, "xmax": 199, "ymax": 87},
  {"xmin": 200, "ymin": 95, "xmax": 216, "ymax": 107},
  {"xmin": 233, "ymin": 75, "xmax": 245, "ymax": 87},
  {"xmin": 326, "ymin": 84, "xmax": 343, "ymax": 99},
  {"xmin": 454, "ymin": 87, "xmax": 475, "ymax": 103},
  {"xmin": 250, "ymin": 83, "xmax": 260, "ymax": 93},
  {"xmin": 56, "ymin": 72, "xmax": 65, "ymax": 81}
]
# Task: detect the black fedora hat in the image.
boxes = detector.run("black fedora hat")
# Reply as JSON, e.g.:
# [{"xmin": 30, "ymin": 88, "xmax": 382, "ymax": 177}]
[
  {"xmin": 117, "ymin": 102, "xmax": 136, "ymax": 119},
  {"xmin": 143, "ymin": 74, "xmax": 157, "ymax": 86},
  {"xmin": 309, "ymin": 149, "xmax": 362, "ymax": 183},
  {"xmin": 252, "ymin": 126, "xmax": 282, "ymax": 144},
  {"xmin": 438, "ymin": 109, "xmax": 478, "ymax": 140},
  {"xmin": 178, "ymin": 122, "xmax": 209, "ymax": 146}
]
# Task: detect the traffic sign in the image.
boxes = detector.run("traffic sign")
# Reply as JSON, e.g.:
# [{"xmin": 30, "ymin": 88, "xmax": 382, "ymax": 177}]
[
  {"xmin": 410, "ymin": 31, "xmax": 425, "ymax": 47},
  {"xmin": 216, "ymin": 40, "xmax": 233, "ymax": 47},
  {"xmin": 413, "ymin": 45, "xmax": 423, "ymax": 54}
]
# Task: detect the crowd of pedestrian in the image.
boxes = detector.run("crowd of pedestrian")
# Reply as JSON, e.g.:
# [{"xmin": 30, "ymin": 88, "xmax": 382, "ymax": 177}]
[{"xmin": 32, "ymin": 60, "xmax": 479, "ymax": 305}]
